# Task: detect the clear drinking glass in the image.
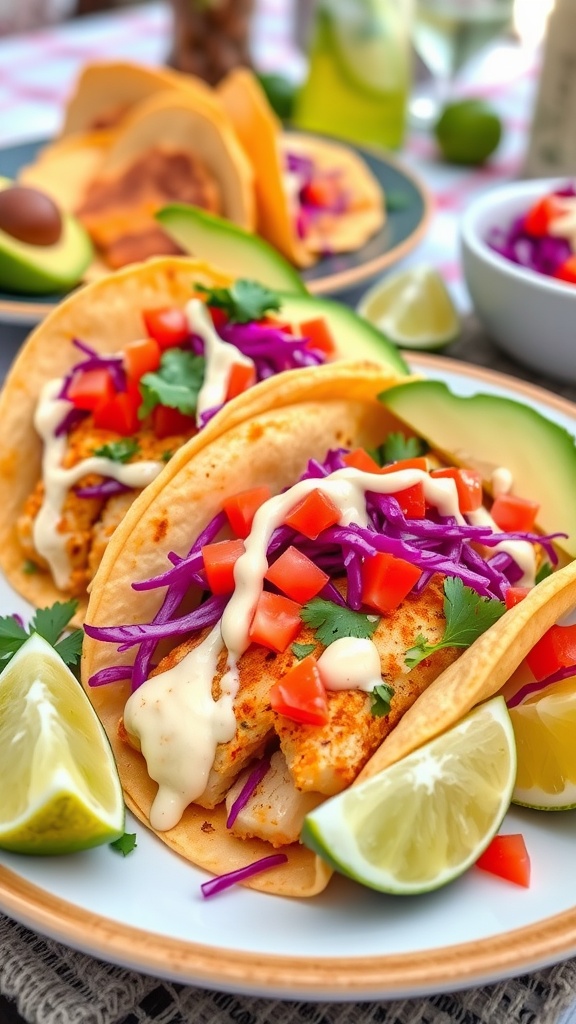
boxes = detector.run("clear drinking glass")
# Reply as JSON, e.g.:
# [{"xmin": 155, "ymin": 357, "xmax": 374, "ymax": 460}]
[{"xmin": 411, "ymin": 0, "xmax": 514, "ymax": 122}]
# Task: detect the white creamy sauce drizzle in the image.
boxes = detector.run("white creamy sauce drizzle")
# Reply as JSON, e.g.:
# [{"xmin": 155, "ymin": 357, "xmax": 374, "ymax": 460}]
[
  {"xmin": 123, "ymin": 624, "xmax": 236, "ymax": 830},
  {"xmin": 34, "ymin": 378, "xmax": 162, "ymax": 590},
  {"xmin": 491, "ymin": 466, "xmax": 513, "ymax": 498},
  {"xmin": 317, "ymin": 637, "xmax": 382, "ymax": 692},
  {"xmin": 127, "ymin": 464, "xmax": 537, "ymax": 830},
  {"xmin": 187, "ymin": 298, "xmax": 255, "ymax": 426}
]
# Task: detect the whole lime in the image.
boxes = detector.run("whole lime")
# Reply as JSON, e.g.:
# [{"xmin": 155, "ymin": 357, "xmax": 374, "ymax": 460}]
[
  {"xmin": 256, "ymin": 73, "xmax": 296, "ymax": 121},
  {"xmin": 434, "ymin": 99, "xmax": 502, "ymax": 165}
]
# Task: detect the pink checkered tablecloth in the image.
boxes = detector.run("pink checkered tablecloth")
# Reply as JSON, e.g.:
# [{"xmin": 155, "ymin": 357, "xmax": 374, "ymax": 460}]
[{"xmin": 0, "ymin": 1, "xmax": 540, "ymax": 308}]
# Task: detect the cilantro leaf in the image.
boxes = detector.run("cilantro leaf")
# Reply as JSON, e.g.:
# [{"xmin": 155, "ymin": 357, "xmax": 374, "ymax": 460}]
[
  {"xmin": 300, "ymin": 598, "xmax": 380, "ymax": 647},
  {"xmin": 110, "ymin": 832, "xmax": 137, "ymax": 857},
  {"xmin": 161, "ymin": 450, "xmax": 174, "ymax": 463},
  {"xmin": 0, "ymin": 600, "xmax": 82, "ymax": 673},
  {"xmin": 385, "ymin": 191, "xmax": 414, "ymax": 212},
  {"xmin": 405, "ymin": 577, "xmax": 506, "ymax": 669},
  {"xmin": 369, "ymin": 431, "xmax": 428, "ymax": 467},
  {"xmin": 93, "ymin": 438, "xmax": 140, "ymax": 463},
  {"xmin": 291, "ymin": 642, "xmax": 316, "ymax": 660},
  {"xmin": 139, "ymin": 349, "xmax": 205, "ymax": 419},
  {"xmin": 535, "ymin": 561, "xmax": 553, "ymax": 584},
  {"xmin": 195, "ymin": 280, "xmax": 281, "ymax": 324},
  {"xmin": 22, "ymin": 559, "xmax": 38, "ymax": 575},
  {"xmin": 370, "ymin": 682, "xmax": 395, "ymax": 717}
]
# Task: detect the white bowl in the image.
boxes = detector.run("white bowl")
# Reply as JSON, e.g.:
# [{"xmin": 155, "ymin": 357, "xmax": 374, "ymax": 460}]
[{"xmin": 460, "ymin": 177, "xmax": 576, "ymax": 381}]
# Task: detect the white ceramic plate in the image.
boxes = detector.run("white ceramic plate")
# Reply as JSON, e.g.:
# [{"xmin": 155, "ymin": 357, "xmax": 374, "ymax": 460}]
[{"xmin": 1, "ymin": 354, "xmax": 576, "ymax": 1001}]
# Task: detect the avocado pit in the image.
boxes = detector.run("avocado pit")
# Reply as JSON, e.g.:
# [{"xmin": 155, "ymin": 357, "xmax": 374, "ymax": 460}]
[{"xmin": 0, "ymin": 185, "xmax": 63, "ymax": 247}]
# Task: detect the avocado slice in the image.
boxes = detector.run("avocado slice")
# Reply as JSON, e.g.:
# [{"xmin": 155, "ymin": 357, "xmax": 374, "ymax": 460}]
[
  {"xmin": 156, "ymin": 203, "xmax": 308, "ymax": 295},
  {"xmin": 278, "ymin": 293, "xmax": 409, "ymax": 375},
  {"xmin": 0, "ymin": 177, "xmax": 93, "ymax": 295},
  {"xmin": 379, "ymin": 380, "xmax": 576, "ymax": 558}
]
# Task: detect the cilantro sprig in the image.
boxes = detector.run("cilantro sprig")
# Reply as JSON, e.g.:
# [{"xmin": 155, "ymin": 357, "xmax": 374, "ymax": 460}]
[
  {"xmin": 110, "ymin": 832, "xmax": 137, "ymax": 857},
  {"xmin": 195, "ymin": 280, "xmax": 281, "ymax": 324},
  {"xmin": 369, "ymin": 431, "xmax": 428, "ymax": 467},
  {"xmin": 291, "ymin": 641, "xmax": 316, "ymax": 660},
  {"xmin": 0, "ymin": 600, "xmax": 83, "ymax": 673},
  {"xmin": 93, "ymin": 438, "xmax": 140, "ymax": 463},
  {"xmin": 139, "ymin": 349, "xmax": 205, "ymax": 419},
  {"xmin": 370, "ymin": 682, "xmax": 395, "ymax": 717},
  {"xmin": 300, "ymin": 598, "xmax": 380, "ymax": 647},
  {"xmin": 404, "ymin": 577, "xmax": 506, "ymax": 669}
]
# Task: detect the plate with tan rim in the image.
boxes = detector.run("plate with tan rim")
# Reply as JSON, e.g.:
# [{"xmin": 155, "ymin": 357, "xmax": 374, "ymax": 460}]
[
  {"xmin": 1, "ymin": 355, "xmax": 576, "ymax": 1001},
  {"xmin": 0, "ymin": 137, "xmax": 432, "ymax": 326}
]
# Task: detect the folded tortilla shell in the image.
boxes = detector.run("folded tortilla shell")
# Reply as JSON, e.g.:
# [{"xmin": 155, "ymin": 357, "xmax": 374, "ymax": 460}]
[{"xmin": 81, "ymin": 361, "xmax": 414, "ymax": 895}]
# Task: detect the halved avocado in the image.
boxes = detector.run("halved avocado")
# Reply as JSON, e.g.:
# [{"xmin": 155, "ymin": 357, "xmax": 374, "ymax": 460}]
[
  {"xmin": 278, "ymin": 292, "xmax": 409, "ymax": 375},
  {"xmin": 379, "ymin": 380, "xmax": 576, "ymax": 559},
  {"xmin": 0, "ymin": 177, "xmax": 93, "ymax": 295},
  {"xmin": 156, "ymin": 203, "xmax": 308, "ymax": 295}
]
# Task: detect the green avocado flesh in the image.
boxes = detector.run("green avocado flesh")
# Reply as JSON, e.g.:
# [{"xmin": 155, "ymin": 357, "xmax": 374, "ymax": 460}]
[
  {"xmin": 379, "ymin": 380, "xmax": 576, "ymax": 559},
  {"xmin": 278, "ymin": 292, "xmax": 409, "ymax": 375},
  {"xmin": 0, "ymin": 178, "xmax": 93, "ymax": 295},
  {"xmin": 156, "ymin": 203, "xmax": 307, "ymax": 295}
]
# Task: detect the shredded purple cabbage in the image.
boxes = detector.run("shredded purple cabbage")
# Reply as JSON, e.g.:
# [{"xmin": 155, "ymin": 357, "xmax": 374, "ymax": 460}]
[
  {"xmin": 226, "ymin": 756, "xmax": 271, "ymax": 828},
  {"xmin": 88, "ymin": 664, "xmax": 134, "ymax": 688},
  {"xmin": 487, "ymin": 183, "xmax": 576, "ymax": 279},
  {"xmin": 200, "ymin": 853, "xmax": 288, "ymax": 898},
  {"xmin": 58, "ymin": 338, "xmax": 126, "ymax": 401},
  {"xmin": 75, "ymin": 479, "xmax": 131, "ymax": 500},
  {"xmin": 507, "ymin": 663, "xmax": 576, "ymax": 709}
]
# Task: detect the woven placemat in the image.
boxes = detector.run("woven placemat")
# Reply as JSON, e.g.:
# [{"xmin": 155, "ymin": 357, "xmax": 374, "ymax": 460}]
[
  {"xmin": 2, "ymin": 319, "xmax": 575, "ymax": 1024},
  {"xmin": 2, "ymin": 911, "xmax": 576, "ymax": 1024}
]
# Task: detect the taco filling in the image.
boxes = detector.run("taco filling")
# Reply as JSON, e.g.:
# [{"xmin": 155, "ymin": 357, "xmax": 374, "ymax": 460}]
[
  {"xmin": 17, "ymin": 282, "xmax": 329, "ymax": 599},
  {"xmin": 85, "ymin": 436, "xmax": 558, "ymax": 853}
]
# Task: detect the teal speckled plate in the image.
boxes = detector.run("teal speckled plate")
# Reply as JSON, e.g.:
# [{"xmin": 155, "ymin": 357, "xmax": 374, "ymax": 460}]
[{"xmin": 0, "ymin": 136, "xmax": 431, "ymax": 325}]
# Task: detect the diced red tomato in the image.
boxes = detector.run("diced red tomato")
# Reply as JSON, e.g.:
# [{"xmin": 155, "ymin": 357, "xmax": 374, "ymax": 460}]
[
  {"xmin": 361, "ymin": 552, "xmax": 422, "ymax": 614},
  {"xmin": 430, "ymin": 467, "xmax": 483, "ymax": 513},
  {"xmin": 342, "ymin": 448, "xmax": 382, "ymax": 473},
  {"xmin": 505, "ymin": 586, "xmax": 531, "ymax": 610},
  {"xmin": 93, "ymin": 389, "xmax": 140, "ymax": 436},
  {"xmin": 142, "ymin": 307, "xmax": 189, "ymax": 349},
  {"xmin": 152, "ymin": 404, "xmax": 197, "ymax": 440},
  {"xmin": 201, "ymin": 538, "xmax": 245, "ymax": 595},
  {"xmin": 380, "ymin": 457, "xmax": 429, "ymax": 474},
  {"xmin": 554, "ymin": 255, "xmax": 576, "ymax": 285},
  {"xmin": 261, "ymin": 315, "xmax": 293, "ymax": 334},
  {"xmin": 225, "ymin": 361, "xmax": 257, "ymax": 401},
  {"xmin": 248, "ymin": 591, "xmax": 303, "ymax": 652},
  {"xmin": 491, "ymin": 493, "xmax": 540, "ymax": 532},
  {"xmin": 526, "ymin": 623, "xmax": 576, "ymax": 681},
  {"xmin": 283, "ymin": 488, "xmax": 341, "ymax": 540},
  {"xmin": 207, "ymin": 305, "xmax": 229, "ymax": 331},
  {"xmin": 123, "ymin": 337, "xmax": 161, "ymax": 381},
  {"xmin": 523, "ymin": 195, "xmax": 565, "ymax": 238},
  {"xmin": 300, "ymin": 178, "xmax": 342, "ymax": 209},
  {"xmin": 269, "ymin": 655, "xmax": 329, "ymax": 726},
  {"xmin": 224, "ymin": 486, "xmax": 272, "ymax": 539},
  {"xmin": 388, "ymin": 482, "xmax": 426, "ymax": 519},
  {"xmin": 265, "ymin": 546, "xmax": 329, "ymax": 603},
  {"xmin": 475, "ymin": 834, "xmax": 530, "ymax": 888},
  {"xmin": 299, "ymin": 317, "xmax": 337, "ymax": 358},
  {"xmin": 67, "ymin": 368, "xmax": 116, "ymax": 411}
]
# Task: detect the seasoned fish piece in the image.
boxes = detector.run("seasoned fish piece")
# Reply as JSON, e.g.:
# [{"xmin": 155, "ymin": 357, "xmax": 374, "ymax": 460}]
[
  {"xmin": 276, "ymin": 576, "xmax": 458, "ymax": 795},
  {"xmin": 88, "ymin": 490, "xmax": 141, "ymax": 581},
  {"xmin": 225, "ymin": 749, "xmax": 324, "ymax": 848}
]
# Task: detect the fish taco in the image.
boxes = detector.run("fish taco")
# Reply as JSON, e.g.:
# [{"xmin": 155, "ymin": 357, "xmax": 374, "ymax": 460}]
[
  {"xmin": 80, "ymin": 363, "xmax": 561, "ymax": 896},
  {"xmin": 0, "ymin": 256, "xmax": 402, "ymax": 622}
]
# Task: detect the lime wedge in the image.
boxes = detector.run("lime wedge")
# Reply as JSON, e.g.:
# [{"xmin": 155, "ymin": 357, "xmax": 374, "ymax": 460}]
[
  {"xmin": 301, "ymin": 696, "xmax": 516, "ymax": 894},
  {"xmin": 0, "ymin": 633, "xmax": 124, "ymax": 854},
  {"xmin": 357, "ymin": 266, "xmax": 461, "ymax": 350},
  {"xmin": 510, "ymin": 677, "xmax": 576, "ymax": 810}
]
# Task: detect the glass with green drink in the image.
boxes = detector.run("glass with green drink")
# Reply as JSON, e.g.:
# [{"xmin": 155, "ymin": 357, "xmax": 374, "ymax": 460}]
[{"xmin": 292, "ymin": 0, "xmax": 413, "ymax": 150}]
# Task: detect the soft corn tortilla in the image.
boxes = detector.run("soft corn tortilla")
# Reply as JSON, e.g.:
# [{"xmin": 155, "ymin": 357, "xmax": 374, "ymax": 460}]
[
  {"xmin": 81, "ymin": 362, "xmax": 420, "ymax": 896},
  {"xmin": 217, "ymin": 68, "xmax": 385, "ymax": 268},
  {"xmin": 0, "ymin": 256, "xmax": 264, "ymax": 623}
]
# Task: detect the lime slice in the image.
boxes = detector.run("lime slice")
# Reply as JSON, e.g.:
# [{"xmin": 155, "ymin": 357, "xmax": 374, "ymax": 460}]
[
  {"xmin": 301, "ymin": 696, "xmax": 516, "ymax": 894},
  {"xmin": 357, "ymin": 266, "xmax": 461, "ymax": 350},
  {"xmin": 510, "ymin": 676, "xmax": 576, "ymax": 810},
  {"xmin": 0, "ymin": 633, "xmax": 124, "ymax": 854}
]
